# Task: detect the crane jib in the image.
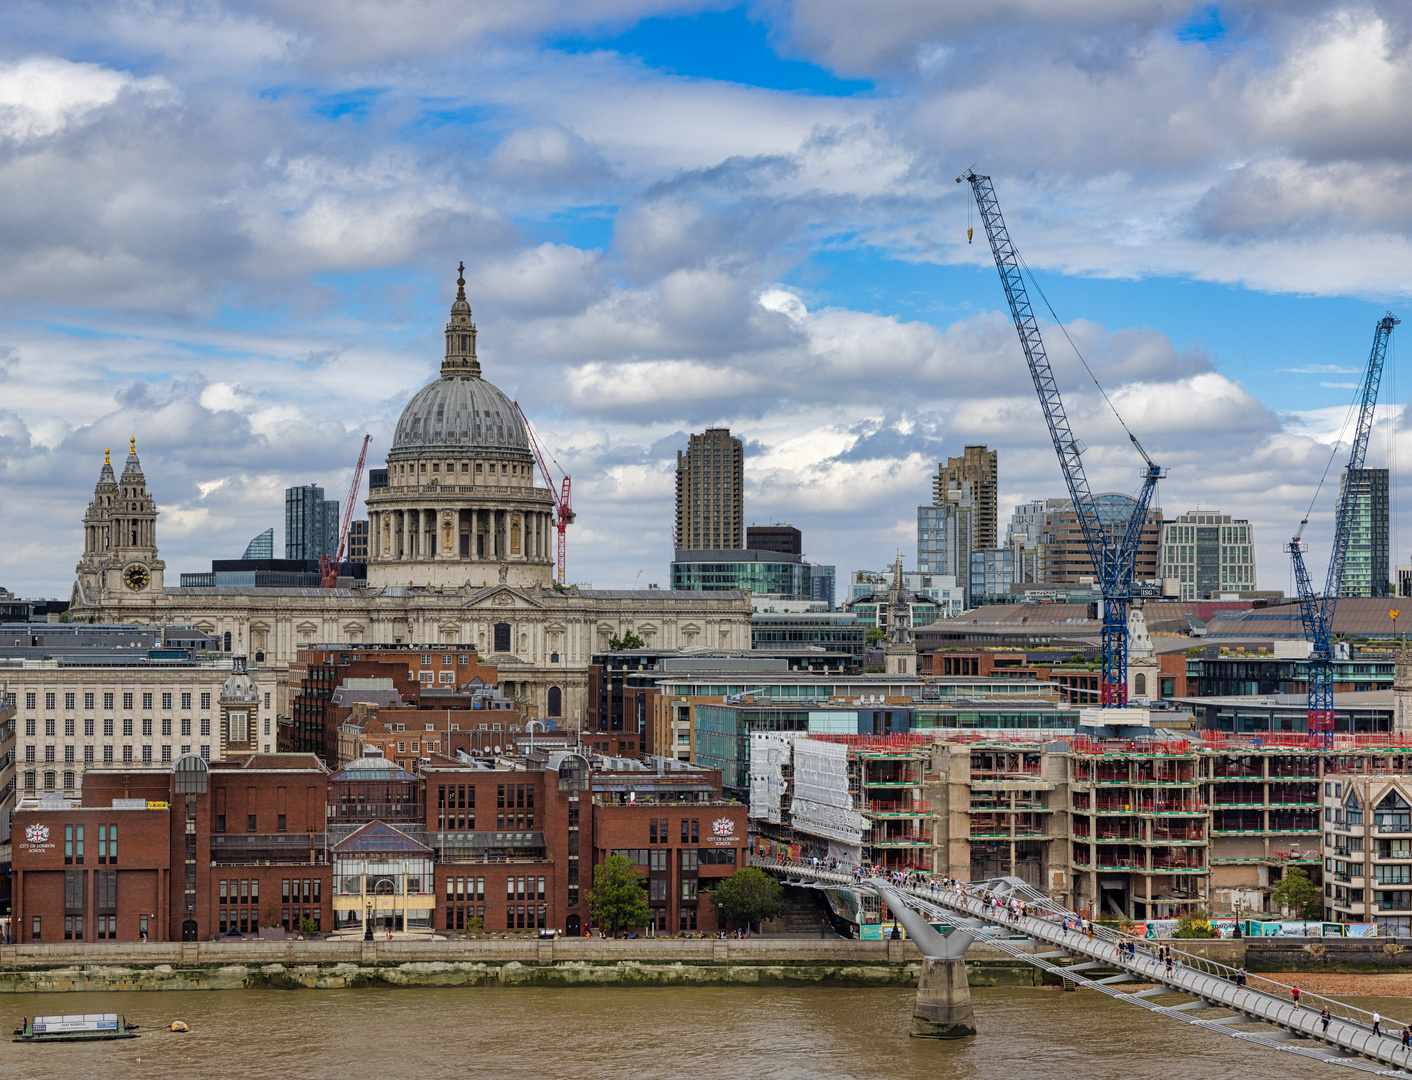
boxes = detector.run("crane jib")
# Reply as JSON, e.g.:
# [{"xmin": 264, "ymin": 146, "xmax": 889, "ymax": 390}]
[{"xmin": 962, "ymin": 169, "xmax": 1163, "ymax": 707}]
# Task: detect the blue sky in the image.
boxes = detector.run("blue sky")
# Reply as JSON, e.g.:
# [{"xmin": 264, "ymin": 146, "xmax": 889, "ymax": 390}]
[{"xmin": 2, "ymin": 0, "xmax": 1412, "ymax": 598}]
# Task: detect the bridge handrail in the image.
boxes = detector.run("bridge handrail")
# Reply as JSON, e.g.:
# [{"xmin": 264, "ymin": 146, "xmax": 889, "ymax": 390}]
[{"xmin": 752, "ymin": 854, "xmax": 1409, "ymax": 1038}]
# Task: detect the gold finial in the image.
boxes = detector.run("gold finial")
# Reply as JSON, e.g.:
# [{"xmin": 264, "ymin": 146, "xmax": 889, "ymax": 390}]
[
  {"xmin": 104, "ymin": 447, "xmax": 110, "ymax": 465},
  {"xmin": 129, "ymin": 436, "xmax": 136, "ymax": 455},
  {"xmin": 456, "ymin": 261, "xmax": 466, "ymax": 300}
]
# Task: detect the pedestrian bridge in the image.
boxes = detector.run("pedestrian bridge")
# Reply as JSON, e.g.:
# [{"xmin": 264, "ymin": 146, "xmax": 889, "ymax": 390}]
[{"xmin": 753, "ymin": 855, "xmax": 1412, "ymax": 1074}]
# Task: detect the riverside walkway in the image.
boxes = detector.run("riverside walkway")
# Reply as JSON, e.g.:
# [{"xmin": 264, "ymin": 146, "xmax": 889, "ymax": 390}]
[{"xmin": 755, "ymin": 855, "xmax": 1412, "ymax": 1074}]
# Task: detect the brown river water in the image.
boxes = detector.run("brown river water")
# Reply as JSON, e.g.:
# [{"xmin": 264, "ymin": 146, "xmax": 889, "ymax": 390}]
[{"xmin": 3, "ymin": 985, "xmax": 1407, "ymax": 1079}]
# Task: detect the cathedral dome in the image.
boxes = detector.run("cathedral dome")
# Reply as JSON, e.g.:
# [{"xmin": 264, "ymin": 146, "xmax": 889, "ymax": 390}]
[
  {"xmin": 389, "ymin": 263, "xmax": 529, "ymax": 458},
  {"xmin": 391, "ymin": 373, "xmax": 528, "ymax": 455}
]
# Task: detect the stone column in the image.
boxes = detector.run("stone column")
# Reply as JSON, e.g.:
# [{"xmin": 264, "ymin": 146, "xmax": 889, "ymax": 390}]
[{"xmin": 911, "ymin": 958, "xmax": 977, "ymax": 1038}]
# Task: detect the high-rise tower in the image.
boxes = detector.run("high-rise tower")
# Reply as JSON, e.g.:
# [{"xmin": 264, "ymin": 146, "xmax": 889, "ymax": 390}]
[
  {"xmin": 675, "ymin": 428, "xmax": 744, "ymax": 551},
  {"xmin": 933, "ymin": 446, "xmax": 998, "ymax": 550}
]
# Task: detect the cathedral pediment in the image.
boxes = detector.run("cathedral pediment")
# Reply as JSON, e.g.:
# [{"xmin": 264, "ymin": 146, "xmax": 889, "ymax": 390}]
[{"xmin": 461, "ymin": 586, "xmax": 544, "ymax": 611}]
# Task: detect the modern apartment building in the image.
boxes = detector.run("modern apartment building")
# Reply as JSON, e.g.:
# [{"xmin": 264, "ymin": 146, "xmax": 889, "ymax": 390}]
[
  {"xmin": 285, "ymin": 484, "xmax": 340, "ymax": 561},
  {"xmin": 1045, "ymin": 496, "xmax": 1162, "ymax": 586},
  {"xmin": 1338, "ymin": 468, "xmax": 1390, "ymax": 597},
  {"xmin": 1324, "ymin": 773, "xmax": 1412, "ymax": 931},
  {"xmin": 746, "ymin": 524, "xmax": 801, "ymax": 555},
  {"xmin": 1159, "ymin": 510, "xmax": 1258, "ymax": 601},
  {"xmin": 917, "ymin": 501, "xmax": 972, "ymax": 584},
  {"xmin": 933, "ymin": 446, "xmax": 998, "ymax": 550},
  {"xmin": 674, "ymin": 428, "xmax": 744, "ymax": 551}
]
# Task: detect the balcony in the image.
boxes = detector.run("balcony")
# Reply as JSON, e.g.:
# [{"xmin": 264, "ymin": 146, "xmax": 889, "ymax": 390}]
[
  {"xmin": 868, "ymin": 799, "xmax": 931, "ymax": 818},
  {"xmin": 210, "ymin": 833, "xmax": 328, "ymax": 866}
]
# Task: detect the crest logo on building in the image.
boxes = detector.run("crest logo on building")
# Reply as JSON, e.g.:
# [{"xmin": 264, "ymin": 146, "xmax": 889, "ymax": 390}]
[
  {"xmin": 25, "ymin": 824, "xmax": 49, "ymax": 844},
  {"xmin": 712, "ymin": 817, "xmax": 735, "ymax": 838}
]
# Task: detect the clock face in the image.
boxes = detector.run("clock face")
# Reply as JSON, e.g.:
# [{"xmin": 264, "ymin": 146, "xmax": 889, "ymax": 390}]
[{"xmin": 123, "ymin": 564, "xmax": 150, "ymax": 591}]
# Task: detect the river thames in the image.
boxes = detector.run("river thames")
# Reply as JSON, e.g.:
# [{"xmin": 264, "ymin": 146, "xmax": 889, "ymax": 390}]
[{"xmin": 2, "ymin": 986, "xmax": 1401, "ymax": 1078}]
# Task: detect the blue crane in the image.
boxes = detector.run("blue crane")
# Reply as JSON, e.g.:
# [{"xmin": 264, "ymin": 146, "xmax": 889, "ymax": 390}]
[
  {"xmin": 1287, "ymin": 312, "xmax": 1399, "ymax": 742},
  {"xmin": 960, "ymin": 169, "xmax": 1163, "ymax": 706}
]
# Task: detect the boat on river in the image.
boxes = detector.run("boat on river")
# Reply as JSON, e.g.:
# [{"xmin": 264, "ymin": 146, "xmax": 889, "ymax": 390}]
[{"xmin": 12, "ymin": 1013, "xmax": 140, "ymax": 1042}]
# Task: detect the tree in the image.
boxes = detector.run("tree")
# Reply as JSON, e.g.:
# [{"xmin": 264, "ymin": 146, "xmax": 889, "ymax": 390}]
[
  {"xmin": 865, "ymin": 627, "xmax": 885, "ymax": 645},
  {"xmin": 298, "ymin": 916, "xmax": 317, "ymax": 937},
  {"xmin": 709, "ymin": 867, "xmax": 785, "ymax": 933},
  {"xmin": 589, "ymin": 854, "xmax": 650, "ymax": 935},
  {"xmin": 609, "ymin": 630, "xmax": 646, "ymax": 650},
  {"xmin": 261, "ymin": 903, "xmax": 281, "ymax": 929},
  {"xmin": 1174, "ymin": 908, "xmax": 1216, "ymax": 938},
  {"xmin": 1272, "ymin": 867, "xmax": 1324, "ymax": 921}
]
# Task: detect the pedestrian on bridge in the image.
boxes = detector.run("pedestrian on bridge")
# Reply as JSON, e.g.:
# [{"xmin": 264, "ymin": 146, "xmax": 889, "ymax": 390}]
[
  {"xmin": 1291, "ymin": 986, "xmax": 1300, "ymax": 1006},
  {"xmin": 1372, "ymin": 1011, "xmax": 1381, "ymax": 1037},
  {"xmin": 1320, "ymin": 1007, "xmax": 1330, "ymax": 1034},
  {"xmin": 1399, "ymin": 1024, "xmax": 1408, "ymax": 1048}
]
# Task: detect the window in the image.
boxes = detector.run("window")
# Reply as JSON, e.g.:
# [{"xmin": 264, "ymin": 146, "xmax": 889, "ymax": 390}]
[
  {"xmin": 45, "ymin": 745, "xmax": 55, "ymax": 763},
  {"xmin": 122, "ymin": 745, "xmax": 132, "ymax": 763},
  {"xmin": 84, "ymin": 746, "xmax": 94, "ymax": 764},
  {"xmin": 104, "ymin": 718, "xmax": 113, "ymax": 736},
  {"xmin": 248, "ymin": 814, "xmax": 257, "ymax": 831},
  {"xmin": 201, "ymin": 692, "xmax": 211, "ymax": 710},
  {"xmin": 277, "ymin": 814, "xmax": 286, "ymax": 831},
  {"xmin": 45, "ymin": 718, "xmax": 55, "ymax": 736},
  {"xmin": 182, "ymin": 692, "xmax": 192, "ymax": 709},
  {"xmin": 201, "ymin": 718, "xmax": 210, "ymax": 736},
  {"xmin": 162, "ymin": 692, "xmax": 172, "ymax": 710},
  {"xmin": 65, "ymin": 717, "xmax": 75, "ymax": 736},
  {"xmin": 85, "ymin": 692, "xmax": 95, "ymax": 709},
  {"xmin": 142, "ymin": 718, "xmax": 152, "ymax": 736},
  {"xmin": 65, "ymin": 692, "xmax": 75, "ymax": 710},
  {"xmin": 681, "ymin": 849, "xmax": 698, "ymax": 871},
  {"xmin": 682, "ymin": 880, "xmax": 698, "ymax": 901},
  {"xmin": 84, "ymin": 718, "xmax": 94, "ymax": 736},
  {"xmin": 123, "ymin": 692, "xmax": 133, "ymax": 710},
  {"xmin": 161, "ymin": 745, "xmax": 172, "ymax": 763},
  {"xmin": 162, "ymin": 718, "xmax": 171, "ymax": 736},
  {"xmin": 32, "ymin": 916, "xmax": 41, "ymax": 940},
  {"xmin": 142, "ymin": 692, "xmax": 153, "ymax": 710},
  {"xmin": 681, "ymin": 819, "xmax": 689, "ymax": 843},
  {"xmin": 64, "ymin": 744, "xmax": 75, "ymax": 763},
  {"xmin": 44, "ymin": 771, "xmax": 55, "ymax": 789},
  {"xmin": 25, "ymin": 718, "xmax": 34, "ymax": 736},
  {"xmin": 122, "ymin": 718, "xmax": 133, "ymax": 737},
  {"xmin": 181, "ymin": 718, "xmax": 191, "ymax": 736},
  {"xmin": 142, "ymin": 745, "xmax": 152, "ymax": 763},
  {"xmin": 46, "ymin": 691, "xmax": 56, "ymax": 709},
  {"xmin": 494, "ymin": 623, "xmax": 511, "ymax": 652},
  {"xmin": 104, "ymin": 692, "xmax": 114, "ymax": 710},
  {"xmin": 63, "ymin": 770, "xmax": 75, "ymax": 789},
  {"xmin": 103, "ymin": 747, "xmax": 113, "ymax": 764}
]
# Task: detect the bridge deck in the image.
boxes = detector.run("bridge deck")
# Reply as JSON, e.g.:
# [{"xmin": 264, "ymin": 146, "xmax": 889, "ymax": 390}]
[{"xmin": 756, "ymin": 856, "xmax": 1412, "ymax": 1075}]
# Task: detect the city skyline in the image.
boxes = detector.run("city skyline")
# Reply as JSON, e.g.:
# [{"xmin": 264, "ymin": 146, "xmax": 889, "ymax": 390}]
[{"xmin": 2, "ymin": 4, "xmax": 1412, "ymax": 598}]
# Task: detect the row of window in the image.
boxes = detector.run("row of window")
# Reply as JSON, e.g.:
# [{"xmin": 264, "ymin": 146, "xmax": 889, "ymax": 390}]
[
  {"xmin": 215, "ymin": 813, "xmax": 291, "ymax": 832},
  {"xmin": 220, "ymin": 908, "xmax": 320, "ymax": 934},
  {"xmin": 647, "ymin": 879, "xmax": 701, "ymax": 902},
  {"xmin": 27, "ymin": 740, "xmax": 211, "ymax": 763},
  {"xmin": 25, "ymin": 691, "xmax": 218, "ymax": 711},
  {"xmin": 27, "ymin": 718, "xmax": 213, "ymax": 737},
  {"xmin": 610, "ymin": 847, "xmax": 736, "ymax": 869},
  {"xmin": 217, "ymin": 879, "xmax": 321, "ymax": 904}
]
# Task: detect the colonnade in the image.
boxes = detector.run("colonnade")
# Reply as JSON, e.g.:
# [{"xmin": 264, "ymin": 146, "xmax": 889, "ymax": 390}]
[{"xmin": 368, "ymin": 507, "xmax": 555, "ymax": 563}]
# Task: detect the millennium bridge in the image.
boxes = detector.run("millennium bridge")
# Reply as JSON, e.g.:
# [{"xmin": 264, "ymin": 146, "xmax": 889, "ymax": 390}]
[{"xmin": 754, "ymin": 855, "xmax": 1412, "ymax": 1075}]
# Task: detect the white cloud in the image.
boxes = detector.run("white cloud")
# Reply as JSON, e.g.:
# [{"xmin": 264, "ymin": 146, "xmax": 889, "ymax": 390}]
[{"xmin": 0, "ymin": 56, "xmax": 172, "ymax": 142}]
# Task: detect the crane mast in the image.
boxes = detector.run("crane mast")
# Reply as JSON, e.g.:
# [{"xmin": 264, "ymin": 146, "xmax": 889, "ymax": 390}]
[
  {"xmin": 1287, "ymin": 312, "xmax": 1398, "ymax": 740},
  {"xmin": 960, "ymin": 169, "xmax": 1163, "ymax": 706},
  {"xmin": 321, "ymin": 432, "xmax": 372, "ymax": 588}
]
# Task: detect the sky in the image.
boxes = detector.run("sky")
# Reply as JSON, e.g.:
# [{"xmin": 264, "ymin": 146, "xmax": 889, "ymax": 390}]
[{"xmin": 3, "ymin": 0, "xmax": 1412, "ymax": 598}]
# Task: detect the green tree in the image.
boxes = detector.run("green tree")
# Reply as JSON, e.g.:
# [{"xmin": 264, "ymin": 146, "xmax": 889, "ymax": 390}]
[
  {"xmin": 709, "ymin": 867, "xmax": 785, "ymax": 934},
  {"xmin": 298, "ymin": 916, "xmax": 317, "ymax": 937},
  {"xmin": 1271, "ymin": 867, "xmax": 1324, "ymax": 920},
  {"xmin": 609, "ymin": 630, "xmax": 646, "ymax": 650},
  {"xmin": 589, "ymin": 854, "xmax": 650, "ymax": 935},
  {"xmin": 465, "ymin": 916, "xmax": 484, "ymax": 934},
  {"xmin": 865, "ymin": 627, "xmax": 885, "ymax": 645},
  {"xmin": 1174, "ymin": 908, "xmax": 1216, "ymax": 938}
]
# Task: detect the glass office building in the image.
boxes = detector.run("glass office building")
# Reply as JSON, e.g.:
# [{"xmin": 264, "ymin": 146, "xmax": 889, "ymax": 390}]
[{"xmin": 671, "ymin": 548, "xmax": 813, "ymax": 597}]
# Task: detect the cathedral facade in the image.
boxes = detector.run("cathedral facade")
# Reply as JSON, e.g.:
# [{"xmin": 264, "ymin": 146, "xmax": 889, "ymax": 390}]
[{"xmin": 70, "ymin": 269, "xmax": 752, "ymax": 724}]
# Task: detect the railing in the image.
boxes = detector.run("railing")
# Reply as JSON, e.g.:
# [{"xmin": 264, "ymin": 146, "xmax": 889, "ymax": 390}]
[{"xmin": 869, "ymin": 799, "xmax": 930, "ymax": 815}]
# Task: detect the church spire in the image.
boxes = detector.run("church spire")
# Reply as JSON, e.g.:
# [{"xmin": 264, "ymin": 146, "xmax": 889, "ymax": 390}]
[{"xmin": 443, "ymin": 260, "xmax": 480, "ymax": 378}]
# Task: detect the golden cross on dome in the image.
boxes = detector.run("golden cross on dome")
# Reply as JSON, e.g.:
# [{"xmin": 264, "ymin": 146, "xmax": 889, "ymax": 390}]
[
  {"xmin": 456, "ymin": 261, "xmax": 466, "ymax": 300},
  {"xmin": 130, "ymin": 436, "xmax": 136, "ymax": 454},
  {"xmin": 104, "ymin": 448, "xmax": 110, "ymax": 465}
]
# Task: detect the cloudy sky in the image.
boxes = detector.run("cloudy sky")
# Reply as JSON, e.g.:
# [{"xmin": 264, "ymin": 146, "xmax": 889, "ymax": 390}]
[{"xmin": 3, "ymin": 1, "xmax": 1412, "ymax": 598}]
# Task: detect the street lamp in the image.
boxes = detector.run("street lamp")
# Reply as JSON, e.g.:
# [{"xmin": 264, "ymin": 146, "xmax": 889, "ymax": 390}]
[{"xmin": 364, "ymin": 901, "xmax": 373, "ymax": 941}]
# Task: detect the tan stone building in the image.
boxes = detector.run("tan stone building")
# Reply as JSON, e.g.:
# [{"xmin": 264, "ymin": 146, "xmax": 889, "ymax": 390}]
[{"xmin": 68, "ymin": 268, "xmax": 752, "ymax": 726}]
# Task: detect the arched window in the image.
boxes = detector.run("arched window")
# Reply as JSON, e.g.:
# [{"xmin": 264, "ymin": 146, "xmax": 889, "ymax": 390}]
[
  {"xmin": 548, "ymin": 686, "xmax": 562, "ymax": 717},
  {"xmin": 223, "ymin": 631, "xmax": 232, "ymax": 652},
  {"xmin": 1134, "ymin": 673, "xmax": 1147, "ymax": 696}
]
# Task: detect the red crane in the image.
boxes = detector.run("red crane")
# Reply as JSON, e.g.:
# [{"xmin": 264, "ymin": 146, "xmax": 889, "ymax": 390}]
[
  {"xmin": 321, "ymin": 432, "xmax": 372, "ymax": 588},
  {"xmin": 515, "ymin": 401, "xmax": 574, "ymax": 584}
]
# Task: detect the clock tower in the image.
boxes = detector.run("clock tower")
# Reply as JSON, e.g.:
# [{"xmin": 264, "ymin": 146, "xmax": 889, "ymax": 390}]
[{"xmin": 74, "ymin": 438, "xmax": 165, "ymax": 604}]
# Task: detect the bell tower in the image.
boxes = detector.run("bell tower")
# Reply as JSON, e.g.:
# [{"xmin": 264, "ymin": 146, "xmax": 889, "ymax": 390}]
[{"xmin": 74, "ymin": 438, "xmax": 164, "ymax": 605}]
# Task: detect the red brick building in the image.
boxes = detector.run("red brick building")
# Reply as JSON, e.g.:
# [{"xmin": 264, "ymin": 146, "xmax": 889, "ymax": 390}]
[
  {"xmin": 14, "ymin": 746, "xmax": 746, "ymax": 942},
  {"xmin": 12, "ymin": 752, "xmax": 331, "ymax": 943}
]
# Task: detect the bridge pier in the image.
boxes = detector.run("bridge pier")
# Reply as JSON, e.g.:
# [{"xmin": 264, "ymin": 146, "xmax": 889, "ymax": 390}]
[
  {"xmin": 911, "ymin": 956, "xmax": 976, "ymax": 1038},
  {"xmin": 870, "ymin": 882, "xmax": 979, "ymax": 1039}
]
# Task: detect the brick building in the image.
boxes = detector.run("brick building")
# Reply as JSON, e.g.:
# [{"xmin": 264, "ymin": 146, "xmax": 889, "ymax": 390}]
[
  {"xmin": 14, "ymin": 744, "xmax": 747, "ymax": 942},
  {"xmin": 286, "ymin": 644, "xmax": 501, "ymax": 761}
]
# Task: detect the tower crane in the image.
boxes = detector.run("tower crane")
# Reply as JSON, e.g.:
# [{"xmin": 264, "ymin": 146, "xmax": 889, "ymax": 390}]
[
  {"xmin": 960, "ymin": 169, "xmax": 1163, "ymax": 706},
  {"xmin": 1287, "ymin": 312, "xmax": 1399, "ymax": 742},
  {"xmin": 321, "ymin": 432, "xmax": 372, "ymax": 588},
  {"xmin": 515, "ymin": 401, "xmax": 574, "ymax": 584}
]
